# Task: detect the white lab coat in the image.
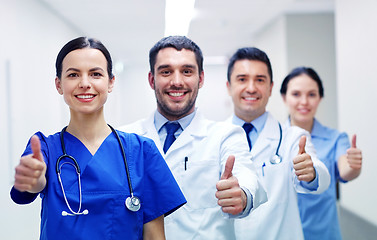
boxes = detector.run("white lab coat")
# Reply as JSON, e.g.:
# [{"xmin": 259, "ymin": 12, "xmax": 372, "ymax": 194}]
[
  {"xmin": 229, "ymin": 113, "xmax": 330, "ymax": 240},
  {"xmin": 119, "ymin": 110, "xmax": 267, "ymax": 240}
]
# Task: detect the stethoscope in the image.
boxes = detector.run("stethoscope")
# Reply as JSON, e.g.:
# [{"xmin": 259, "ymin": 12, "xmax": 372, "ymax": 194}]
[
  {"xmin": 56, "ymin": 124, "xmax": 141, "ymax": 217},
  {"xmin": 270, "ymin": 122, "xmax": 283, "ymax": 164}
]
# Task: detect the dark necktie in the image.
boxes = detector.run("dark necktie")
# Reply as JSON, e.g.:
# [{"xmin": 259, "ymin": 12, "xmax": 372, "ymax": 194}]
[
  {"xmin": 163, "ymin": 122, "xmax": 181, "ymax": 153},
  {"xmin": 242, "ymin": 123, "xmax": 254, "ymax": 150}
]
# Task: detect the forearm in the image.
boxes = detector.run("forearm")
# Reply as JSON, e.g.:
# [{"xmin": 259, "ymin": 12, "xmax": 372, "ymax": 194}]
[
  {"xmin": 338, "ymin": 155, "xmax": 361, "ymax": 181},
  {"xmin": 143, "ymin": 215, "xmax": 165, "ymax": 240}
]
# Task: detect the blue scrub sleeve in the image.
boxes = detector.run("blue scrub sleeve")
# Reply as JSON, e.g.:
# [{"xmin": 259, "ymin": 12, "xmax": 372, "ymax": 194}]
[
  {"xmin": 10, "ymin": 187, "xmax": 38, "ymax": 204},
  {"xmin": 139, "ymin": 137, "xmax": 186, "ymax": 223}
]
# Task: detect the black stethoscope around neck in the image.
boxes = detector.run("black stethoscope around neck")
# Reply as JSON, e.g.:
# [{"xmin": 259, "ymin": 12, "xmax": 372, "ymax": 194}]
[
  {"xmin": 56, "ymin": 124, "xmax": 141, "ymax": 217},
  {"xmin": 270, "ymin": 122, "xmax": 283, "ymax": 164}
]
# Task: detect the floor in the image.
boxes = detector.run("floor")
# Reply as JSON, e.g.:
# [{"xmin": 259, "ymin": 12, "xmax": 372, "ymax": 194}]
[{"xmin": 339, "ymin": 204, "xmax": 377, "ymax": 240}]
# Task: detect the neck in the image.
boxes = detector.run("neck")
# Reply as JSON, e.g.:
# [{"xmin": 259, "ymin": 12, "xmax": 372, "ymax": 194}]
[
  {"xmin": 158, "ymin": 107, "xmax": 195, "ymax": 122},
  {"xmin": 291, "ymin": 117, "xmax": 314, "ymax": 133},
  {"xmin": 66, "ymin": 109, "xmax": 110, "ymax": 144},
  {"xmin": 236, "ymin": 110, "xmax": 265, "ymax": 123}
]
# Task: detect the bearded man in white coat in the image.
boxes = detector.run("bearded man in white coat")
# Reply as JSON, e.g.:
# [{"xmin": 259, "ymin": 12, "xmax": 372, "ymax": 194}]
[
  {"xmin": 226, "ymin": 47, "xmax": 330, "ymax": 240},
  {"xmin": 119, "ymin": 36, "xmax": 267, "ymax": 240}
]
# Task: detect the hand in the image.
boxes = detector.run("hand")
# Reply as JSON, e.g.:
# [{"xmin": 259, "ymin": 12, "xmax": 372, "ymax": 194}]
[
  {"xmin": 215, "ymin": 155, "xmax": 247, "ymax": 215},
  {"xmin": 14, "ymin": 135, "xmax": 47, "ymax": 193},
  {"xmin": 346, "ymin": 134, "xmax": 362, "ymax": 170},
  {"xmin": 293, "ymin": 136, "xmax": 316, "ymax": 182}
]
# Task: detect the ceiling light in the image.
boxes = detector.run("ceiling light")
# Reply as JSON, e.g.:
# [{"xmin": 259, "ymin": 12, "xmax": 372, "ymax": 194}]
[{"xmin": 164, "ymin": 0, "xmax": 196, "ymax": 36}]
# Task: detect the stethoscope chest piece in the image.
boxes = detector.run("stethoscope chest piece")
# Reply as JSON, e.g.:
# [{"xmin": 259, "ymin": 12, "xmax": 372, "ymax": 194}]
[
  {"xmin": 269, "ymin": 122, "xmax": 283, "ymax": 164},
  {"xmin": 125, "ymin": 196, "xmax": 141, "ymax": 212},
  {"xmin": 270, "ymin": 155, "xmax": 282, "ymax": 164}
]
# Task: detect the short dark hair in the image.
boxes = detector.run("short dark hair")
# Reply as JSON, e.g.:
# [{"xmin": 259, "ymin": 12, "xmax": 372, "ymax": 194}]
[
  {"xmin": 280, "ymin": 66, "xmax": 324, "ymax": 98},
  {"xmin": 55, "ymin": 37, "xmax": 113, "ymax": 79},
  {"xmin": 149, "ymin": 36, "xmax": 203, "ymax": 75},
  {"xmin": 227, "ymin": 47, "xmax": 273, "ymax": 83}
]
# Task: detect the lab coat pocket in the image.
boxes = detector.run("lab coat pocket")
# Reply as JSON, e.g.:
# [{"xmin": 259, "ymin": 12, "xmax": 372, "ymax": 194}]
[
  {"xmin": 260, "ymin": 160, "xmax": 291, "ymax": 202},
  {"xmin": 181, "ymin": 159, "xmax": 219, "ymax": 210}
]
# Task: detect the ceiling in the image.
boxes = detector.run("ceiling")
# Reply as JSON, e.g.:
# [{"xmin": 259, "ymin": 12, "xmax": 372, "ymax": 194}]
[{"xmin": 37, "ymin": 0, "xmax": 334, "ymax": 68}]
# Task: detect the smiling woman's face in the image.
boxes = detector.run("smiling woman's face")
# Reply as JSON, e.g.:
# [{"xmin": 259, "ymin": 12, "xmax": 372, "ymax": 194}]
[
  {"xmin": 283, "ymin": 73, "xmax": 322, "ymax": 126},
  {"xmin": 55, "ymin": 48, "xmax": 114, "ymax": 115}
]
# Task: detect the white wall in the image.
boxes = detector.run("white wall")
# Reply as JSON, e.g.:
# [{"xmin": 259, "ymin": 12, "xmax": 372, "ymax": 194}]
[
  {"xmin": 335, "ymin": 0, "xmax": 377, "ymax": 225},
  {"xmin": 286, "ymin": 13, "xmax": 338, "ymax": 129},
  {"xmin": 0, "ymin": 0, "xmax": 79, "ymax": 238}
]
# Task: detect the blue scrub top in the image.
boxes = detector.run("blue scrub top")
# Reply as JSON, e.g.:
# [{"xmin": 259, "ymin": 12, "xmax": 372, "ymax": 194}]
[
  {"xmin": 11, "ymin": 130, "xmax": 186, "ymax": 240},
  {"xmin": 297, "ymin": 119, "xmax": 350, "ymax": 240}
]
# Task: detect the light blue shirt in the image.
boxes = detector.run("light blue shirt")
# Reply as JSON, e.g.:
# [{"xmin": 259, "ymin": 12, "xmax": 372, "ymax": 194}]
[
  {"xmin": 231, "ymin": 112, "xmax": 268, "ymax": 147},
  {"xmin": 154, "ymin": 109, "xmax": 195, "ymax": 145}
]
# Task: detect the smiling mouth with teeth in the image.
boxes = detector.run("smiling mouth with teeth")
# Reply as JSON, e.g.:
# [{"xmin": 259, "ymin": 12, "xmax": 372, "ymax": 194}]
[
  {"xmin": 244, "ymin": 97, "xmax": 257, "ymax": 100},
  {"xmin": 76, "ymin": 95, "xmax": 95, "ymax": 99},
  {"xmin": 169, "ymin": 92, "xmax": 184, "ymax": 97}
]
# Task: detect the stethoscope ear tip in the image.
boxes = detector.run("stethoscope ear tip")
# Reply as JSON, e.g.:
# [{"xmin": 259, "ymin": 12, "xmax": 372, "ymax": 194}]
[{"xmin": 61, "ymin": 209, "xmax": 89, "ymax": 216}]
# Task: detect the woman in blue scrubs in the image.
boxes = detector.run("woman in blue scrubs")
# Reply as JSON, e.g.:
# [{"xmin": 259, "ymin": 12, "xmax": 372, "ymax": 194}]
[
  {"xmin": 10, "ymin": 37, "xmax": 186, "ymax": 240},
  {"xmin": 280, "ymin": 66, "xmax": 363, "ymax": 240}
]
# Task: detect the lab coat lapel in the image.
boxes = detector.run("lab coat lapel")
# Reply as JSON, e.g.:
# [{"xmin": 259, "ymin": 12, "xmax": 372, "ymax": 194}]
[{"xmin": 140, "ymin": 113, "xmax": 165, "ymax": 154}]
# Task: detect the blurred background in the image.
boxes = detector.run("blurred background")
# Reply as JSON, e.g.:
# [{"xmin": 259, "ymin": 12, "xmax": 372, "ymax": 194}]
[{"xmin": 1, "ymin": 0, "xmax": 376, "ymax": 239}]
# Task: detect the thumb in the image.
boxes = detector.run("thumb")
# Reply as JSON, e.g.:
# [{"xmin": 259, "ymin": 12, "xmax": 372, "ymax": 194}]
[
  {"xmin": 221, "ymin": 155, "xmax": 235, "ymax": 180},
  {"xmin": 298, "ymin": 135, "xmax": 306, "ymax": 154},
  {"xmin": 31, "ymin": 135, "xmax": 43, "ymax": 162},
  {"xmin": 351, "ymin": 134, "xmax": 357, "ymax": 148}
]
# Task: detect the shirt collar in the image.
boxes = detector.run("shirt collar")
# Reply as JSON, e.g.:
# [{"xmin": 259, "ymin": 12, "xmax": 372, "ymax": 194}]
[
  {"xmin": 154, "ymin": 108, "xmax": 197, "ymax": 133},
  {"xmin": 311, "ymin": 118, "xmax": 329, "ymax": 139},
  {"xmin": 232, "ymin": 111, "xmax": 268, "ymax": 134},
  {"xmin": 287, "ymin": 117, "xmax": 329, "ymax": 140}
]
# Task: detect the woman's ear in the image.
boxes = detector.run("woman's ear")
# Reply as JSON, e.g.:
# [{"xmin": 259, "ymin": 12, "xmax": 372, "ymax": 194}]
[
  {"xmin": 108, "ymin": 76, "xmax": 115, "ymax": 93},
  {"xmin": 55, "ymin": 77, "xmax": 63, "ymax": 95}
]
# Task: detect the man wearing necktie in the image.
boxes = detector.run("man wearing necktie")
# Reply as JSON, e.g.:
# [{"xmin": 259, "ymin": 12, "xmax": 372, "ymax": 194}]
[
  {"xmin": 119, "ymin": 36, "xmax": 267, "ymax": 240},
  {"xmin": 242, "ymin": 123, "xmax": 253, "ymax": 150},
  {"xmin": 163, "ymin": 122, "xmax": 180, "ymax": 153},
  {"xmin": 226, "ymin": 47, "xmax": 331, "ymax": 240}
]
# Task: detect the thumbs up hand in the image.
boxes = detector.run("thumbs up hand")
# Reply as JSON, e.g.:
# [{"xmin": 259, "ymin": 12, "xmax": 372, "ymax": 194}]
[
  {"xmin": 293, "ymin": 136, "xmax": 316, "ymax": 182},
  {"xmin": 346, "ymin": 134, "xmax": 362, "ymax": 170},
  {"xmin": 215, "ymin": 155, "xmax": 247, "ymax": 215},
  {"xmin": 14, "ymin": 135, "xmax": 47, "ymax": 193}
]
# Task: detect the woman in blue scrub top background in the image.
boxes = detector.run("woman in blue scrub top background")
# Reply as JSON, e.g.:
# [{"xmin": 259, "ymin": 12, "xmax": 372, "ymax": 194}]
[
  {"xmin": 10, "ymin": 36, "xmax": 186, "ymax": 240},
  {"xmin": 280, "ymin": 66, "xmax": 363, "ymax": 240}
]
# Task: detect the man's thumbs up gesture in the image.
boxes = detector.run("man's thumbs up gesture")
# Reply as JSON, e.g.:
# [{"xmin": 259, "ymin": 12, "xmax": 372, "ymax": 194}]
[
  {"xmin": 216, "ymin": 155, "xmax": 247, "ymax": 215},
  {"xmin": 14, "ymin": 135, "xmax": 47, "ymax": 193},
  {"xmin": 293, "ymin": 136, "xmax": 316, "ymax": 182}
]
